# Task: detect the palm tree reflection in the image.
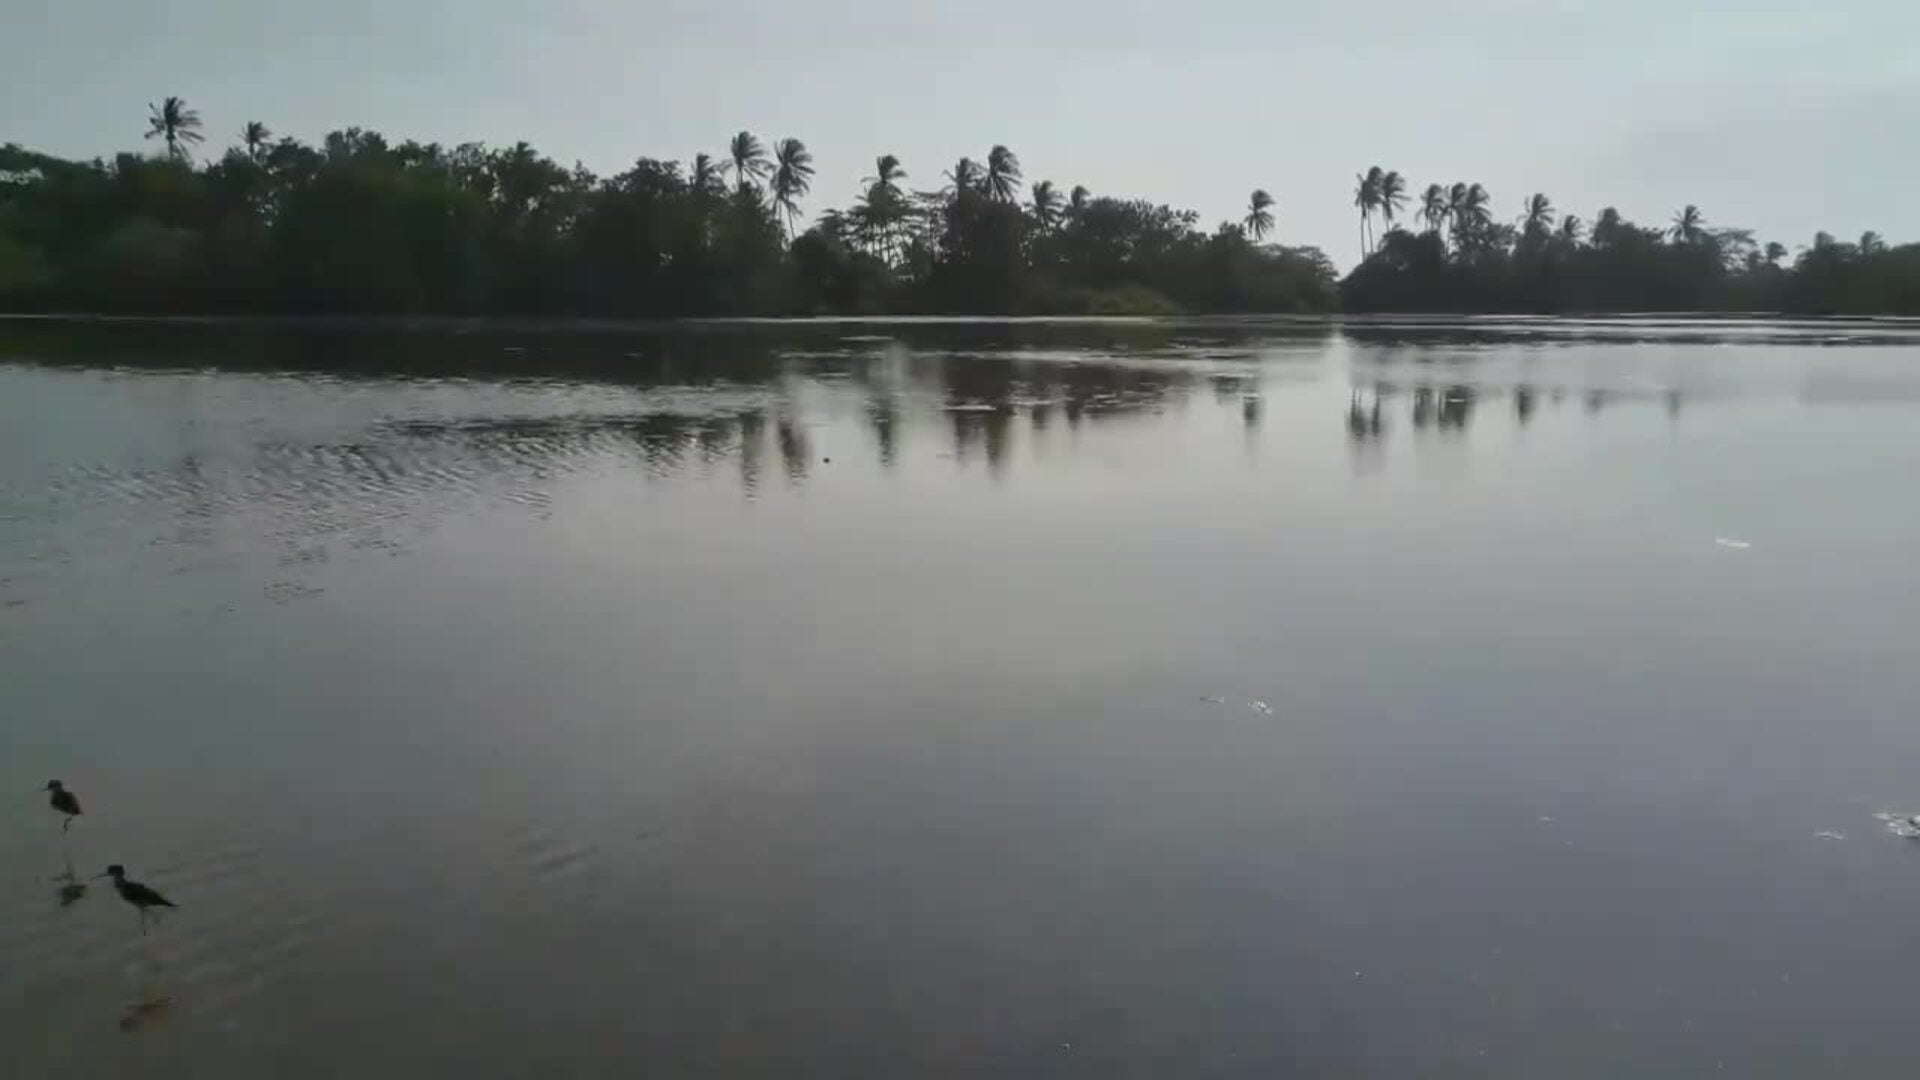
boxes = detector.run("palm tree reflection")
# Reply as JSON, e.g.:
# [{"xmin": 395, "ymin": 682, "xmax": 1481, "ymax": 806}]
[
  {"xmin": 737, "ymin": 409, "xmax": 766, "ymax": 496},
  {"xmin": 867, "ymin": 396, "xmax": 899, "ymax": 467},
  {"xmin": 1347, "ymin": 388, "xmax": 1385, "ymax": 443},
  {"xmin": 775, "ymin": 413, "xmax": 810, "ymax": 482},
  {"xmin": 1411, "ymin": 386, "xmax": 1435, "ymax": 429},
  {"xmin": 1437, "ymin": 385, "xmax": 1475, "ymax": 430}
]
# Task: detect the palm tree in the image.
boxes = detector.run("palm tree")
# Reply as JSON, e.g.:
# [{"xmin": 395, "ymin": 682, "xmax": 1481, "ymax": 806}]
[
  {"xmin": 240, "ymin": 121, "xmax": 272, "ymax": 164},
  {"xmin": 1520, "ymin": 193, "xmax": 1555, "ymax": 237},
  {"xmin": 1763, "ymin": 241, "xmax": 1787, "ymax": 266},
  {"xmin": 1243, "ymin": 189, "xmax": 1275, "ymax": 242},
  {"xmin": 1464, "ymin": 184, "xmax": 1492, "ymax": 237},
  {"xmin": 488, "ymin": 141, "xmax": 550, "ymax": 220},
  {"xmin": 727, "ymin": 131, "xmax": 770, "ymax": 194},
  {"xmin": 1377, "ymin": 171, "xmax": 1407, "ymax": 239},
  {"xmin": 818, "ymin": 208, "xmax": 852, "ymax": 246},
  {"xmin": 1558, "ymin": 215, "xmax": 1584, "ymax": 246},
  {"xmin": 944, "ymin": 157, "xmax": 983, "ymax": 199},
  {"xmin": 1420, "ymin": 183, "xmax": 1449, "ymax": 238},
  {"xmin": 1593, "ymin": 207, "xmax": 1624, "ymax": 248},
  {"xmin": 1444, "ymin": 183, "xmax": 1468, "ymax": 247},
  {"xmin": 691, "ymin": 153, "xmax": 727, "ymax": 197},
  {"xmin": 1447, "ymin": 182, "xmax": 1491, "ymax": 249},
  {"xmin": 1669, "ymin": 204, "xmax": 1706, "ymax": 245},
  {"xmin": 769, "ymin": 137, "xmax": 814, "ymax": 238},
  {"xmin": 858, "ymin": 154, "xmax": 908, "ymax": 259},
  {"xmin": 146, "ymin": 96, "xmax": 205, "ymax": 159},
  {"xmin": 1069, "ymin": 185, "xmax": 1090, "ymax": 212},
  {"xmin": 1353, "ymin": 167, "xmax": 1383, "ymax": 257},
  {"xmin": 984, "ymin": 145, "xmax": 1022, "ymax": 202},
  {"xmin": 1859, "ymin": 231, "xmax": 1886, "ymax": 255},
  {"xmin": 865, "ymin": 154, "xmax": 906, "ymax": 199},
  {"xmin": 1030, "ymin": 181, "xmax": 1064, "ymax": 232}
]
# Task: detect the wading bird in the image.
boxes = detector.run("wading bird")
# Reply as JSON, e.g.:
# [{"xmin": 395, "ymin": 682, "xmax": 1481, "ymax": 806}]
[
  {"xmin": 98, "ymin": 865, "xmax": 175, "ymax": 934},
  {"xmin": 45, "ymin": 780, "xmax": 81, "ymax": 831}
]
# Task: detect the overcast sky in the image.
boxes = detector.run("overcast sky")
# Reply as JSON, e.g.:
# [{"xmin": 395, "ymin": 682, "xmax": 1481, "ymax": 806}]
[{"xmin": 4, "ymin": 0, "xmax": 1915, "ymax": 268}]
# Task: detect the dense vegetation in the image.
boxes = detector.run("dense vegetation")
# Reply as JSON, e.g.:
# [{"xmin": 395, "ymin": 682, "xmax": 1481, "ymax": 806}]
[
  {"xmin": 1, "ymin": 102, "xmax": 1914, "ymax": 317},
  {"xmin": 0, "ymin": 98, "xmax": 1336, "ymax": 317},
  {"xmin": 1341, "ymin": 166, "xmax": 1920, "ymax": 314}
]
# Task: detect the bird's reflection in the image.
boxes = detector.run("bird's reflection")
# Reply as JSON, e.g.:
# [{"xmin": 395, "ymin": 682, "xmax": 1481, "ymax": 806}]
[
  {"xmin": 53, "ymin": 851, "xmax": 87, "ymax": 908},
  {"xmin": 118, "ymin": 994, "xmax": 172, "ymax": 1033},
  {"xmin": 1515, "ymin": 385, "xmax": 1536, "ymax": 427}
]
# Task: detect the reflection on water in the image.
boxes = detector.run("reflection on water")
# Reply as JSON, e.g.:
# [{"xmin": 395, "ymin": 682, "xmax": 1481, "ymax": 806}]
[
  {"xmin": 118, "ymin": 995, "xmax": 172, "ymax": 1034},
  {"xmin": 54, "ymin": 850, "xmax": 88, "ymax": 908},
  {"xmin": 0, "ymin": 316, "xmax": 1796, "ymax": 522},
  {"xmin": 8, "ymin": 316, "xmax": 1920, "ymax": 1078}
]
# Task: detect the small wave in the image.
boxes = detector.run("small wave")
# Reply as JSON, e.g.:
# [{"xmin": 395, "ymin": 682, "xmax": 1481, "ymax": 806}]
[{"xmin": 1872, "ymin": 812, "xmax": 1920, "ymax": 838}]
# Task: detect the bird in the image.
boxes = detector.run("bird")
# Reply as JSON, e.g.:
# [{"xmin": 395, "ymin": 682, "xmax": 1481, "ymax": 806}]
[
  {"xmin": 97, "ymin": 865, "xmax": 176, "ymax": 934},
  {"xmin": 45, "ymin": 780, "xmax": 81, "ymax": 832}
]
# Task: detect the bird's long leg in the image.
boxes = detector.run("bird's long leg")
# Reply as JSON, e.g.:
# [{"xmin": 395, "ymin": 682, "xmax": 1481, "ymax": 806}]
[
  {"xmin": 140, "ymin": 910, "xmax": 148, "ymax": 936},
  {"xmin": 62, "ymin": 816, "xmax": 71, "ymax": 833}
]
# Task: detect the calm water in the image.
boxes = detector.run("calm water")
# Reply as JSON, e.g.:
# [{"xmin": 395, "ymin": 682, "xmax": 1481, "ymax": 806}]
[{"xmin": 5, "ymin": 316, "xmax": 1920, "ymax": 1077}]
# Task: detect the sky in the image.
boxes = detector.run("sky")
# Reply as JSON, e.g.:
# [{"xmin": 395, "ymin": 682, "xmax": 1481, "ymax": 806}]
[{"xmin": 4, "ymin": 0, "xmax": 1917, "ymax": 268}]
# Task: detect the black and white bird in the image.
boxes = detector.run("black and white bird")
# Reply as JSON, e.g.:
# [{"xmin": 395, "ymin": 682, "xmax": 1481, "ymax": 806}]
[
  {"xmin": 98, "ymin": 865, "xmax": 176, "ymax": 933},
  {"xmin": 44, "ymin": 780, "xmax": 81, "ymax": 832}
]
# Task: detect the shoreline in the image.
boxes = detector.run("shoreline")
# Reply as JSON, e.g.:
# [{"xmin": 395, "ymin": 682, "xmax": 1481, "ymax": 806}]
[{"xmin": 6, "ymin": 310, "xmax": 1917, "ymax": 330}]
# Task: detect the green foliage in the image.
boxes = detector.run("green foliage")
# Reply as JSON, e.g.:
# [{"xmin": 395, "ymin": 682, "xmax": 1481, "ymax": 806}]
[
  {"xmin": 83, "ymin": 219, "xmax": 206, "ymax": 310},
  {"xmin": 0, "ymin": 120, "xmax": 1340, "ymax": 317},
  {"xmin": 1075, "ymin": 285, "xmax": 1182, "ymax": 317},
  {"xmin": 1342, "ymin": 184, "xmax": 1920, "ymax": 315},
  {"xmin": 8, "ymin": 117, "xmax": 1916, "ymax": 318},
  {"xmin": 0, "ymin": 228, "xmax": 52, "ymax": 296}
]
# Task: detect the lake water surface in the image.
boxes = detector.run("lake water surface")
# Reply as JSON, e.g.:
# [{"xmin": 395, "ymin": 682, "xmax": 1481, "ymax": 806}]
[{"xmin": 5, "ymin": 317, "xmax": 1920, "ymax": 1077}]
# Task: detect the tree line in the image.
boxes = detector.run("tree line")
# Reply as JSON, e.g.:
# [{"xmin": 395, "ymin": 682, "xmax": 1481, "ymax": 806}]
[
  {"xmin": 1342, "ymin": 165, "xmax": 1920, "ymax": 314},
  {"xmin": 0, "ymin": 101, "xmax": 1912, "ymax": 318},
  {"xmin": 0, "ymin": 97, "xmax": 1336, "ymax": 318}
]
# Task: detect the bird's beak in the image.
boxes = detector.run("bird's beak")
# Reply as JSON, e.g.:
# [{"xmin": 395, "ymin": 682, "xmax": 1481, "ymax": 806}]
[{"xmin": 92, "ymin": 872, "xmax": 110, "ymax": 879}]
